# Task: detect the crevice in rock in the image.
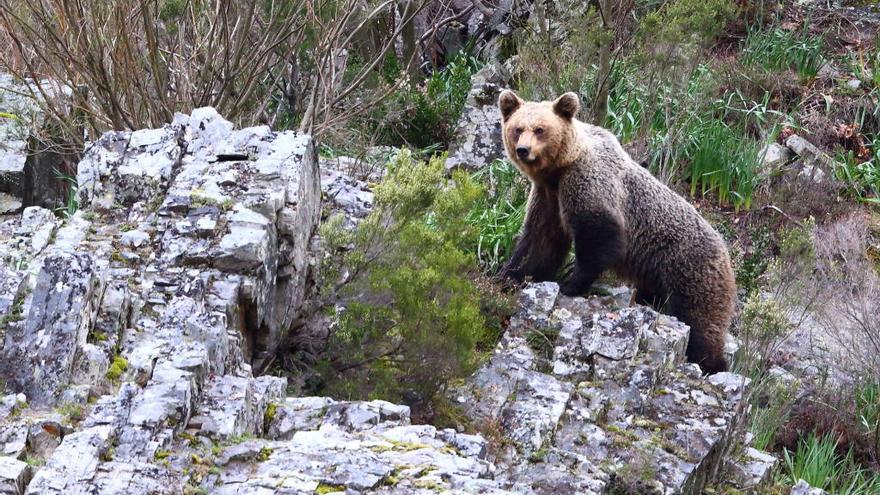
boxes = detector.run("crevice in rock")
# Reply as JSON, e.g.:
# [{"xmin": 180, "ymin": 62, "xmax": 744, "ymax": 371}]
[{"xmin": 240, "ymin": 297, "xmax": 269, "ymax": 371}]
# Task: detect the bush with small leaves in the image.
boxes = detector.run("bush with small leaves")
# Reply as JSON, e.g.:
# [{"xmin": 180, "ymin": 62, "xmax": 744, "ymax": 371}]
[{"xmin": 311, "ymin": 150, "xmax": 513, "ymax": 417}]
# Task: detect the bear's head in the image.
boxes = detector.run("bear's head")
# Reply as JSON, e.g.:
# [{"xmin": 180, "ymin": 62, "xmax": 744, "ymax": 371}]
[{"xmin": 498, "ymin": 90, "xmax": 580, "ymax": 177}]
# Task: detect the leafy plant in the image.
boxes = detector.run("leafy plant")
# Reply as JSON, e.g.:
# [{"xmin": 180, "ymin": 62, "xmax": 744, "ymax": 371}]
[
  {"xmin": 396, "ymin": 52, "xmax": 482, "ymax": 149},
  {"xmin": 854, "ymin": 380, "xmax": 880, "ymax": 435},
  {"xmin": 845, "ymin": 37, "xmax": 880, "ymax": 90},
  {"xmin": 465, "ymin": 159, "xmax": 529, "ymax": 273},
  {"xmin": 782, "ymin": 433, "xmax": 843, "ymax": 490},
  {"xmin": 53, "ymin": 167, "xmax": 78, "ymax": 219},
  {"xmin": 685, "ymin": 118, "xmax": 761, "ymax": 211},
  {"xmin": 781, "ymin": 433, "xmax": 880, "ymax": 494},
  {"xmin": 834, "ymin": 141, "xmax": 880, "ymax": 204},
  {"xmin": 742, "ymin": 25, "xmax": 824, "ymax": 80}
]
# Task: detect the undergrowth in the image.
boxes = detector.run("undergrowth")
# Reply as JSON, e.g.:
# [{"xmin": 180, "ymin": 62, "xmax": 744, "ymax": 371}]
[
  {"xmin": 742, "ymin": 24, "xmax": 825, "ymax": 80},
  {"xmin": 781, "ymin": 433, "xmax": 880, "ymax": 494},
  {"xmin": 357, "ymin": 52, "xmax": 482, "ymax": 149},
  {"xmin": 466, "ymin": 159, "xmax": 529, "ymax": 273},
  {"xmin": 311, "ymin": 150, "xmax": 515, "ymax": 417}
]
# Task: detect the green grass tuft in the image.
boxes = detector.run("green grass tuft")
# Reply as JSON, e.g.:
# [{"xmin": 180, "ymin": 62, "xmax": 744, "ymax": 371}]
[{"xmin": 742, "ymin": 25, "xmax": 824, "ymax": 80}]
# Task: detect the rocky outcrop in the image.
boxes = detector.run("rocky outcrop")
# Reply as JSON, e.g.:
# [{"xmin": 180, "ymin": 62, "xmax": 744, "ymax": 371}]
[
  {"xmin": 454, "ymin": 282, "xmax": 756, "ymax": 495},
  {"xmin": 1, "ymin": 109, "xmax": 768, "ymax": 494},
  {"xmin": 0, "ymin": 107, "xmax": 321, "ymax": 493},
  {"xmin": 445, "ymin": 65, "xmax": 510, "ymax": 171}
]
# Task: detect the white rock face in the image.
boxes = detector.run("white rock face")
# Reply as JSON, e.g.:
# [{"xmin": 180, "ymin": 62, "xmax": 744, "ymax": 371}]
[
  {"xmin": 0, "ymin": 455, "xmax": 30, "ymax": 494},
  {"xmin": 0, "ymin": 108, "xmax": 323, "ymax": 494}
]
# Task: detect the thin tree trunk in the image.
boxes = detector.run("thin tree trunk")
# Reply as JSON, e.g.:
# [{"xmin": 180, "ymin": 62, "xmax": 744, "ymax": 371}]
[
  {"xmin": 592, "ymin": 0, "xmax": 612, "ymax": 126},
  {"xmin": 398, "ymin": 0, "xmax": 418, "ymax": 78}
]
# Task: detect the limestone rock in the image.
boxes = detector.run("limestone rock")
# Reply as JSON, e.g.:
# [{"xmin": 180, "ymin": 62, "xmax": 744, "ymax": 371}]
[
  {"xmin": 785, "ymin": 135, "xmax": 834, "ymax": 183},
  {"xmin": 445, "ymin": 66, "xmax": 509, "ymax": 171},
  {"xmin": 0, "ymin": 194, "xmax": 20, "ymax": 215},
  {"xmin": 320, "ymin": 167, "xmax": 374, "ymax": 225},
  {"xmin": 0, "ymin": 252, "xmax": 102, "ymax": 406},
  {"xmin": 791, "ymin": 479, "xmax": 829, "ymax": 495},
  {"xmin": 25, "ymin": 425, "xmax": 115, "ymax": 494},
  {"xmin": 759, "ymin": 142, "xmax": 792, "ymax": 173},
  {"xmin": 77, "ymin": 125, "xmax": 184, "ymax": 209},
  {"xmin": 0, "ymin": 456, "xmax": 30, "ymax": 495},
  {"xmin": 457, "ymin": 283, "xmax": 752, "ymax": 494},
  {"xmin": 726, "ymin": 447, "xmax": 777, "ymax": 490}
]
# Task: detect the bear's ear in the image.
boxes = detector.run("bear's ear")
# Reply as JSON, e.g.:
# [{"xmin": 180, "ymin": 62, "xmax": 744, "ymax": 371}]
[
  {"xmin": 553, "ymin": 92, "xmax": 580, "ymax": 120},
  {"xmin": 498, "ymin": 90, "xmax": 523, "ymax": 121}
]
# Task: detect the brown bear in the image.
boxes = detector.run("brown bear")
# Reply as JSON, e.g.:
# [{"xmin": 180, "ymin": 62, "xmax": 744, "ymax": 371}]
[{"xmin": 497, "ymin": 90, "xmax": 736, "ymax": 374}]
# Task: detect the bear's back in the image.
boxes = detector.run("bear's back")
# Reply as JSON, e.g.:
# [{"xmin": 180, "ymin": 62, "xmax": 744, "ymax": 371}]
[{"xmin": 567, "ymin": 121, "xmax": 728, "ymax": 284}]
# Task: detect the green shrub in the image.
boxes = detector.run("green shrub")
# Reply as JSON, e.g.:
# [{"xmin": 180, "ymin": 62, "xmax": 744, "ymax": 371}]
[
  {"xmin": 741, "ymin": 293, "xmax": 789, "ymax": 343},
  {"xmin": 735, "ymin": 291, "xmax": 790, "ymax": 378},
  {"xmin": 369, "ymin": 52, "xmax": 481, "ymax": 149},
  {"xmin": 314, "ymin": 150, "xmax": 508, "ymax": 408},
  {"xmin": 742, "ymin": 25, "xmax": 824, "ymax": 80}
]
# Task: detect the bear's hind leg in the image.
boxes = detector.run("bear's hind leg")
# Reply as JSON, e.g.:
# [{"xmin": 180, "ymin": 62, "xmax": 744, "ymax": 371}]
[
  {"xmin": 669, "ymin": 294, "xmax": 729, "ymax": 373},
  {"xmin": 633, "ymin": 285, "xmax": 664, "ymax": 308}
]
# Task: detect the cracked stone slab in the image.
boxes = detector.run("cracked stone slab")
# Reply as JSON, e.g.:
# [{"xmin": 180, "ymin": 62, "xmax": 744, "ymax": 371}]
[
  {"xmin": 77, "ymin": 125, "xmax": 184, "ymax": 209},
  {"xmin": 500, "ymin": 371, "xmax": 573, "ymax": 453},
  {"xmin": 215, "ymin": 423, "xmax": 507, "ymax": 494},
  {"xmin": 25, "ymin": 425, "xmax": 115, "ymax": 495},
  {"xmin": 726, "ymin": 447, "xmax": 777, "ymax": 490},
  {"xmin": 0, "ymin": 251, "xmax": 103, "ymax": 406},
  {"xmin": 266, "ymin": 397, "xmax": 411, "ymax": 441},
  {"xmin": 459, "ymin": 283, "xmax": 753, "ymax": 493},
  {"xmin": 192, "ymin": 375, "xmax": 285, "ymax": 439}
]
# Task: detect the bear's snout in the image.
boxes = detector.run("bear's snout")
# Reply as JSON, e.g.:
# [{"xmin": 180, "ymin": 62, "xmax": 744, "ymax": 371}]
[{"xmin": 515, "ymin": 145, "xmax": 530, "ymax": 159}]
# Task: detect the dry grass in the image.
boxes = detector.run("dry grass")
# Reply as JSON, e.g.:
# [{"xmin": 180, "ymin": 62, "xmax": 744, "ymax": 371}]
[
  {"xmin": 0, "ymin": 0, "xmax": 448, "ymax": 150},
  {"xmin": 811, "ymin": 212, "xmax": 880, "ymax": 379}
]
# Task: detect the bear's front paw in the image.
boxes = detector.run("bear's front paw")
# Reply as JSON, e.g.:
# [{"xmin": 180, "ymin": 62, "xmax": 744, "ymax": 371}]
[
  {"xmin": 495, "ymin": 269, "xmax": 523, "ymax": 293},
  {"xmin": 558, "ymin": 281, "xmax": 586, "ymax": 297}
]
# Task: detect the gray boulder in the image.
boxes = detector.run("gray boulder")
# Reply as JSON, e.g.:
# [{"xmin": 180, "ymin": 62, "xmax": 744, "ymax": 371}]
[{"xmin": 445, "ymin": 65, "xmax": 510, "ymax": 171}]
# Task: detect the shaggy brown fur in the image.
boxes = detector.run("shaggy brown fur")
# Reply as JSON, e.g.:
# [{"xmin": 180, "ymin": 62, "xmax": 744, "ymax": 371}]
[{"xmin": 497, "ymin": 90, "xmax": 736, "ymax": 373}]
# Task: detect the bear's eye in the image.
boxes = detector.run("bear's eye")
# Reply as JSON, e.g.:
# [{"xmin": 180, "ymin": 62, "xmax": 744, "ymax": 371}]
[
  {"xmin": 534, "ymin": 127, "xmax": 545, "ymax": 136},
  {"xmin": 515, "ymin": 127, "xmax": 523, "ymax": 134}
]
